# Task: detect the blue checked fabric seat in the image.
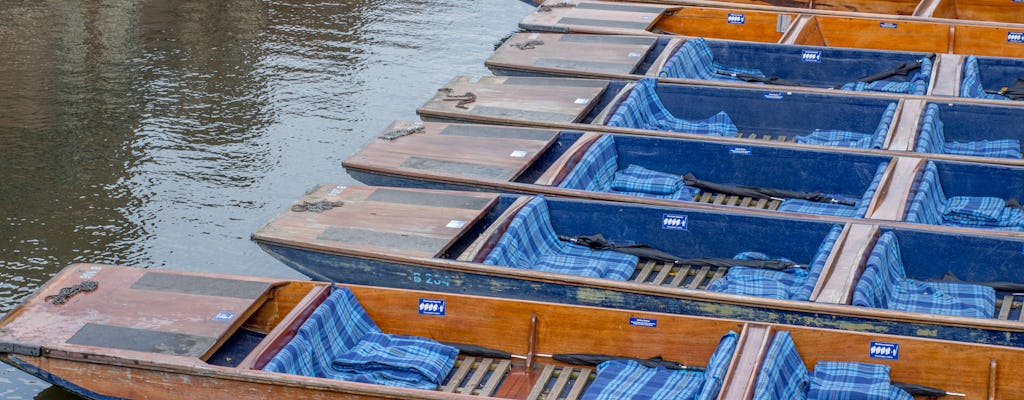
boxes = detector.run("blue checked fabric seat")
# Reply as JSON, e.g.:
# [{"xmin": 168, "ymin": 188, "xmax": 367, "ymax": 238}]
[
  {"xmin": 794, "ymin": 102, "xmax": 898, "ymax": 149},
  {"xmin": 852, "ymin": 231, "xmax": 995, "ymax": 319},
  {"xmin": 558, "ymin": 135, "xmax": 696, "ymax": 201},
  {"xmin": 776, "ymin": 162, "xmax": 888, "ymax": 218},
  {"xmin": 263, "ymin": 287, "xmax": 458, "ymax": 389},
  {"xmin": 482, "ymin": 195, "xmax": 638, "ymax": 280},
  {"xmin": 657, "ymin": 37, "xmax": 764, "ymax": 82},
  {"xmin": 606, "ymin": 78, "xmax": 740, "ymax": 136},
  {"xmin": 582, "ymin": 331, "xmax": 739, "ymax": 400},
  {"xmin": 905, "ymin": 162, "xmax": 1024, "ymax": 230},
  {"xmin": 752, "ymin": 332, "xmax": 912, "ymax": 400},
  {"xmin": 839, "ymin": 57, "xmax": 933, "ymax": 95},
  {"xmin": 706, "ymin": 225, "xmax": 843, "ymax": 300},
  {"xmin": 961, "ymin": 56, "xmax": 1011, "ymax": 100},
  {"xmin": 915, "ymin": 104, "xmax": 1021, "ymax": 159}
]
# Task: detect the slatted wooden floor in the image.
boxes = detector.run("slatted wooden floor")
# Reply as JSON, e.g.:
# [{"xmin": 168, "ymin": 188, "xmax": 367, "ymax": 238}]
[
  {"xmin": 996, "ymin": 294, "xmax": 1024, "ymax": 321},
  {"xmin": 630, "ymin": 259, "xmax": 729, "ymax": 290},
  {"xmin": 438, "ymin": 357, "xmax": 595, "ymax": 399},
  {"xmin": 526, "ymin": 364, "xmax": 595, "ymax": 400},
  {"xmin": 692, "ymin": 192, "xmax": 783, "ymax": 211}
]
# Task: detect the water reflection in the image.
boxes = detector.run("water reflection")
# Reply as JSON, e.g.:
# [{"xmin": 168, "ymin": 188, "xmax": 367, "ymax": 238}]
[{"xmin": 0, "ymin": 0, "xmax": 531, "ymax": 397}]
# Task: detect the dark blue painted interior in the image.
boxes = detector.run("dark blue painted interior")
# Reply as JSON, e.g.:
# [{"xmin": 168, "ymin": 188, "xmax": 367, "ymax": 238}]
[
  {"xmin": 931, "ymin": 160, "xmax": 1024, "ymax": 199},
  {"xmin": 513, "ymin": 131, "xmax": 584, "ymax": 183},
  {"xmin": 634, "ymin": 37, "xmax": 673, "ymax": 74},
  {"xmin": 889, "ymin": 228, "xmax": 1024, "ymax": 283},
  {"xmin": 581, "ymin": 81, "xmax": 629, "ymax": 123},
  {"xmin": 972, "ymin": 56, "xmax": 1024, "ymax": 91},
  {"xmin": 207, "ymin": 328, "xmax": 267, "ymax": 367},
  {"xmin": 924, "ymin": 102, "xmax": 1024, "ymax": 142},
  {"xmin": 702, "ymin": 40, "xmax": 931, "ymax": 87}
]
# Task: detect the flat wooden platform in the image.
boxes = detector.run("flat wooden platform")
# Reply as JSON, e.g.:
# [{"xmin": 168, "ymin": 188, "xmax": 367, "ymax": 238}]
[
  {"xmin": 418, "ymin": 76, "xmax": 610, "ymax": 125},
  {"xmin": 488, "ymin": 32, "xmax": 659, "ymax": 77}
]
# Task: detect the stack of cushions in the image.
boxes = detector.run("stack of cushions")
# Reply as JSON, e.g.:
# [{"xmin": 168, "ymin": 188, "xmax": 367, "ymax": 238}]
[
  {"xmin": 915, "ymin": 103, "xmax": 1021, "ymax": 159},
  {"xmin": 482, "ymin": 195, "xmax": 638, "ymax": 280},
  {"xmin": 904, "ymin": 161, "xmax": 1024, "ymax": 230},
  {"xmin": 960, "ymin": 56, "xmax": 1012, "ymax": 100},
  {"xmin": 263, "ymin": 287, "xmax": 458, "ymax": 389},
  {"xmin": 852, "ymin": 231, "xmax": 995, "ymax": 319},
  {"xmin": 582, "ymin": 331, "xmax": 738, "ymax": 400},
  {"xmin": 557, "ymin": 135, "xmax": 696, "ymax": 201}
]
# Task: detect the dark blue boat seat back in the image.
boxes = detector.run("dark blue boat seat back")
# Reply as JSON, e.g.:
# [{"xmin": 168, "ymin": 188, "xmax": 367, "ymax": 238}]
[
  {"xmin": 706, "ymin": 225, "xmax": 843, "ymax": 301},
  {"xmin": 905, "ymin": 162, "xmax": 1024, "ymax": 230},
  {"xmin": 558, "ymin": 135, "xmax": 695, "ymax": 201},
  {"xmin": 915, "ymin": 104, "xmax": 1021, "ymax": 159},
  {"xmin": 776, "ymin": 162, "xmax": 888, "ymax": 218},
  {"xmin": 263, "ymin": 287, "xmax": 458, "ymax": 389},
  {"xmin": 752, "ymin": 332, "xmax": 912, "ymax": 400},
  {"xmin": 852, "ymin": 231, "xmax": 995, "ymax": 319},
  {"xmin": 794, "ymin": 103, "xmax": 897, "ymax": 149},
  {"xmin": 658, "ymin": 38, "xmax": 764, "ymax": 82},
  {"xmin": 582, "ymin": 331, "xmax": 738, "ymax": 400},
  {"xmin": 961, "ymin": 56, "xmax": 1012, "ymax": 100},
  {"xmin": 838, "ymin": 57, "xmax": 932, "ymax": 95},
  {"xmin": 482, "ymin": 195, "xmax": 638, "ymax": 280},
  {"xmin": 606, "ymin": 78, "xmax": 740, "ymax": 137}
]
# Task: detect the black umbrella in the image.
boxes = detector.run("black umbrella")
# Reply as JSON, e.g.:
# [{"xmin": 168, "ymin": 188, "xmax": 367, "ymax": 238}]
[
  {"xmin": 552, "ymin": 353, "xmax": 705, "ymax": 372},
  {"xmin": 561, "ymin": 234, "xmax": 800, "ymax": 271},
  {"xmin": 985, "ymin": 78, "xmax": 1024, "ymax": 101},
  {"xmin": 856, "ymin": 58, "xmax": 928, "ymax": 83},
  {"xmin": 892, "ymin": 382, "xmax": 965, "ymax": 397},
  {"xmin": 717, "ymin": 71, "xmax": 806, "ymax": 87},
  {"xmin": 936, "ymin": 271, "xmax": 1024, "ymax": 293},
  {"xmin": 442, "ymin": 342, "xmax": 515, "ymax": 359},
  {"xmin": 682, "ymin": 173, "xmax": 856, "ymax": 206}
]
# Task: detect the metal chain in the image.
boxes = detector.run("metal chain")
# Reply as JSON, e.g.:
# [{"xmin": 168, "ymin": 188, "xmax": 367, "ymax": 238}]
[
  {"xmin": 513, "ymin": 40, "xmax": 545, "ymax": 50},
  {"xmin": 539, "ymin": 2, "xmax": 576, "ymax": 11},
  {"xmin": 437, "ymin": 88, "xmax": 476, "ymax": 109},
  {"xmin": 45, "ymin": 280, "xmax": 99, "ymax": 305},
  {"xmin": 291, "ymin": 199, "xmax": 344, "ymax": 213},
  {"xmin": 379, "ymin": 122, "xmax": 425, "ymax": 140}
]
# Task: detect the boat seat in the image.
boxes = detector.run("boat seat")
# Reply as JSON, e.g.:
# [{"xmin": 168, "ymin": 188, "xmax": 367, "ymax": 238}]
[
  {"xmin": 905, "ymin": 162, "xmax": 1024, "ymax": 230},
  {"xmin": 960, "ymin": 56, "xmax": 1011, "ymax": 101},
  {"xmin": 605, "ymin": 78, "xmax": 739, "ymax": 137},
  {"xmin": 581, "ymin": 331, "xmax": 738, "ymax": 400},
  {"xmin": 658, "ymin": 37, "xmax": 764, "ymax": 83},
  {"xmin": 262, "ymin": 287, "xmax": 458, "ymax": 389},
  {"xmin": 706, "ymin": 225, "xmax": 843, "ymax": 301},
  {"xmin": 481, "ymin": 196, "xmax": 638, "ymax": 280},
  {"xmin": 852, "ymin": 231, "xmax": 995, "ymax": 319},
  {"xmin": 752, "ymin": 332, "xmax": 912, "ymax": 400},
  {"xmin": 794, "ymin": 102, "xmax": 897, "ymax": 149},
  {"xmin": 558, "ymin": 135, "xmax": 696, "ymax": 201},
  {"xmin": 915, "ymin": 104, "xmax": 1021, "ymax": 159},
  {"xmin": 776, "ymin": 162, "xmax": 888, "ymax": 218},
  {"xmin": 838, "ymin": 57, "xmax": 933, "ymax": 95}
]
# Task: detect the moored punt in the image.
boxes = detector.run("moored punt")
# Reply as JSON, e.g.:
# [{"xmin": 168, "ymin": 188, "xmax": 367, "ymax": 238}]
[
  {"xmin": 959, "ymin": 55, "xmax": 1024, "ymax": 101},
  {"xmin": 4, "ymin": 265, "xmax": 1023, "ymax": 399},
  {"xmin": 416, "ymin": 75, "xmax": 1024, "ymax": 166},
  {"xmin": 518, "ymin": 0, "xmax": 1024, "ymax": 58},
  {"xmin": 252, "ymin": 184, "xmax": 1024, "ymax": 348},
  {"xmin": 488, "ymin": 33, "xmax": 939, "ymax": 97}
]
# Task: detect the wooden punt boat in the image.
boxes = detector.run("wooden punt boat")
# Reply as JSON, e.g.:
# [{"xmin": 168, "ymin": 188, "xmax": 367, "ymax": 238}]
[
  {"xmin": 415, "ymin": 75, "xmax": 1024, "ymax": 166},
  {"xmin": 251, "ymin": 184, "xmax": 1024, "ymax": 348},
  {"xmin": 4, "ymin": 264, "xmax": 1024, "ymax": 399},
  {"xmin": 517, "ymin": 0, "xmax": 1024, "ymax": 58},
  {"xmin": 521, "ymin": 0, "xmax": 1024, "ymax": 25}
]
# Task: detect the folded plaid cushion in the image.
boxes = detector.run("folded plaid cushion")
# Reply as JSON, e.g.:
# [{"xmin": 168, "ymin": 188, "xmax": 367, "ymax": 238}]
[
  {"xmin": 839, "ymin": 80, "xmax": 913, "ymax": 94},
  {"xmin": 333, "ymin": 331, "xmax": 458, "ymax": 389},
  {"xmin": 944, "ymin": 140, "xmax": 1022, "ymax": 159},
  {"xmin": 942, "ymin": 196, "xmax": 1006, "ymax": 226},
  {"xmin": 582, "ymin": 359, "xmax": 706, "ymax": 400},
  {"xmin": 795, "ymin": 130, "xmax": 874, "ymax": 148},
  {"xmin": 706, "ymin": 267, "xmax": 807, "ymax": 300},
  {"xmin": 808, "ymin": 362, "xmax": 906, "ymax": 400},
  {"xmin": 610, "ymin": 164, "xmax": 685, "ymax": 195}
]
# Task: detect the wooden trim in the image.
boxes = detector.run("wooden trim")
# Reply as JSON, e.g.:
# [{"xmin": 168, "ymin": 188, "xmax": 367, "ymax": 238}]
[
  {"xmin": 811, "ymin": 224, "xmax": 879, "ymax": 305},
  {"xmin": 912, "ymin": 0, "xmax": 941, "ymax": 17},
  {"xmin": 237, "ymin": 284, "xmax": 331, "ymax": 370},
  {"xmin": 534, "ymin": 132, "xmax": 603, "ymax": 186},
  {"xmin": 777, "ymin": 14, "xmax": 813, "ymax": 44},
  {"xmin": 456, "ymin": 197, "xmax": 533, "ymax": 262},
  {"xmin": 989, "ymin": 359, "xmax": 998, "ymax": 400},
  {"xmin": 886, "ymin": 99, "xmax": 925, "ymax": 152},
  {"xmin": 646, "ymin": 38, "xmax": 685, "ymax": 77},
  {"xmin": 929, "ymin": 53, "xmax": 964, "ymax": 97},
  {"xmin": 865, "ymin": 156, "xmax": 925, "ymax": 221},
  {"xmin": 590, "ymin": 82, "xmax": 636, "ymax": 126}
]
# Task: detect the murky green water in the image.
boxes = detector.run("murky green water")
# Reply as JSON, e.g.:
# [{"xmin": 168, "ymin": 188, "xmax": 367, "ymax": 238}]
[{"xmin": 0, "ymin": 0, "xmax": 532, "ymax": 397}]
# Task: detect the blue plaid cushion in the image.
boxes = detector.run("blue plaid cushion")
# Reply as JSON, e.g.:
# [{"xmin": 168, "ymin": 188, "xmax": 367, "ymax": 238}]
[
  {"xmin": 332, "ymin": 331, "xmax": 457, "ymax": 389},
  {"xmin": 904, "ymin": 162, "xmax": 948, "ymax": 226},
  {"xmin": 482, "ymin": 196, "xmax": 638, "ymax": 280},
  {"xmin": 697, "ymin": 331, "xmax": 740, "ymax": 400},
  {"xmin": 658, "ymin": 37, "xmax": 764, "ymax": 82},
  {"xmin": 796, "ymin": 103, "xmax": 896, "ymax": 149},
  {"xmin": 559, "ymin": 135, "xmax": 619, "ymax": 192},
  {"xmin": 853, "ymin": 231, "xmax": 904, "ymax": 310},
  {"xmin": 706, "ymin": 266, "xmax": 808, "ymax": 300},
  {"xmin": 582, "ymin": 360, "xmax": 705, "ymax": 400},
  {"xmin": 808, "ymin": 362, "xmax": 912, "ymax": 400},
  {"xmin": 753, "ymin": 331, "xmax": 808, "ymax": 400},
  {"xmin": 610, "ymin": 164, "xmax": 685, "ymax": 195},
  {"xmin": 944, "ymin": 140, "xmax": 1022, "ymax": 159},
  {"xmin": 943, "ymin": 196, "xmax": 1007, "ymax": 226},
  {"xmin": 791, "ymin": 225, "xmax": 843, "ymax": 301},
  {"xmin": 839, "ymin": 57, "xmax": 932, "ymax": 95},
  {"xmin": 606, "ymin": 78, "xmax": 739, "ymax": 137},
  {"xmin": 915, "ymin": 104, "xmax": 945, "ymax": 154},
  {"xmin": 778, "ymin": 199, "xmax": 859, "ymax": 218},
  {"xmin": 961, "ymin": 56, "xmax": 1011, "ymax": 100},
  {"xmin": 263, "ymin": 287, "xmax": 383, "ymax": 378}
]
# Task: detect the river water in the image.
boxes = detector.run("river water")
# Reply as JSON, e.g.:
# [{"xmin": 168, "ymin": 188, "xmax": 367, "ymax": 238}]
[{"xmin": 0, "ymin": 0, "xmax": 533, "ymax": 397}]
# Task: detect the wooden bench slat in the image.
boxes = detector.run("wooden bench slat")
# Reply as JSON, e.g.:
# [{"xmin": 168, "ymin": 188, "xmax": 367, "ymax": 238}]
[
  {"xmin": 652, "ymin": 261, "xmax": 673, "ymax": 285},
  {"xmin": 480, "ymin": 359, "xmax": 512, "ymax": 397},
  {"xmin": 636, "ymin": 259, "xmax": 657, "ymax": 282},
  {"xmin": 527, "ymin": 364, "xmax": 557, "ymax": 400},
  {"xmin": 1000, "ymin": 295, "xmax": 1015, "ymax": 321},
  {"xmin": 671, "ymin": 265, "xmax": 692, "ymax": 287},
  {"xmin": 549, "ymin": 366, "xmax": 575, "ymax": 399},
  {"xmin": 565, "ymin": 368, "xmax": 593, "ymax": 400},
  {"xmin": 442, "ymin": 356, "xmax": 477, "ymax": 392},
  {"xmin": 688, "ymin": 267, "xmax": 711, "ymax": 289},
  {"xmin": 461, "ymin": 358, "xmax": 494, "ymax": 395}
]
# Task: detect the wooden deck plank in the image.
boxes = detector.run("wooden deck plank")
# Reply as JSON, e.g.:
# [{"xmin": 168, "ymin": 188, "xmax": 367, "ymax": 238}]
[
  {"xmin": 670, "ymin": 265, "xmax": 691, "ymax": 287},
  {"xmin": 518, "ymin": 0, "xmax": 669, "ymax": 36},
  {"xmin": 480, "ymin": 359, "xmax": 512, "ymax": 396},
  {"xmin": 999, "ymin": 295, "xmax": 1014, "ymax": 321},
  {"xmin": 527, "ymin": 364, "xmax": 557, "ymax": 400},
  {"xmin": 636, "ymin": 259, "xmax": 657, "ymax": 282},
  {"xmin": 652, "ymin": 261, "xmax": 673, "ymax": 285},
  {"xmin": 811, "ymin": 224, "xmax": 876, "ymax": 305},
  {"xmin": 418, "ymin": 75, "xmax": 610, "ymax": 124},
  {"xmin": 461, "ymin": 358, "xmax": 493, "ymax": 395},
  {"xmin": 441, "ymin": 356, "xmax": 475, "ymax": 393},
  {"xmin": 565, "ymin": 368, "xmax": 593, "ymax": 400},
  {"xmin": 548, "ymin": 366, "xmax": 574, "ymax": 399},
  {"xmin": 488, "ymin": 32, "xmax": 656, "ymax": 76}
]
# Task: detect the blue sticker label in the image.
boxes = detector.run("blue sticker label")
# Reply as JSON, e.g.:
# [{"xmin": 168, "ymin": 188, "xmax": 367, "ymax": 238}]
[
  {"xmin": 1009, "ymin": 32, "xmax": 1024, "ymax": 43},
  {"xmin": 764, "ymin": 92, "xmax": 784, "ymax": 100},
  {"xmin": 662, "ymin": 214, "xmax": 688, "ymax": 230},
  {"xmin": 630, "ymin": 317, "xmax": 657, "ymax": 327},
  {"xmin": 879, "ymin": 22, "xmax": 898, "ymax": 29},
  {"xmin": 869, "ymin": 342, "xmax": 900, "ymax": 360},
  {"xmin": 801, "ymin": 50, "xmax": 822, "ymax": 63},
  {"xmin": 418, "ymin": 298, "xmax": 446, "ymax": 316},
  {"xmin": 727, "ymin": 13, "xmax": 745, "ymax": 24},
  {"xmin": 212, "ymin": 311, "xmax": 235, "ymax": 321},
  {"xmin": 729, "ymin": 147, "xmax": 752, "ymax": 155}
]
